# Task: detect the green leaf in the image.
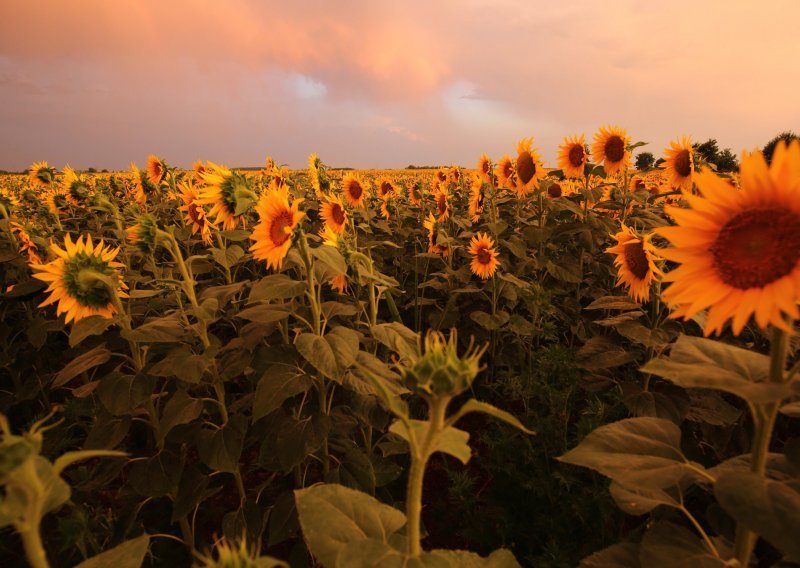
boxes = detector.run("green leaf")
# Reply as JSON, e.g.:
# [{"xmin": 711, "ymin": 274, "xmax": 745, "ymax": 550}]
[
  {"xmin": 546, "ymin": 260, "xmax": 582, "ymax": 283},
  {"xmin": 253, "ymin": 367, "xmax": 312, "ymax": 422},
  {"xmin": 579, "ymin": 542, "xmax": 640, "ymax": 568},
  {"xmin": 609, "ymin": 481, "xmax": 681, "ymax": 515},
  {"xmin": 312, "ymin": 245, "xmax": 347, "ymax": 279},
  {"xmin": 129, "ymin": 450, "xmax": 183, "ymax": 498},
  {"xmin": 74, "ymin": 535, "xmax": 150, "ymax": 568},
  {"xmin": 237, "ymin": 304, "xmax": 292, "ymax": 324},
  {"xmin": 641, "ymin": 334, "xmax": 789, "ymax": 404},
  {"xmin": 121, "ymin": 315, "xmax": 185, "ymax": 343},
  {"xmin": 54, "ymin": 344, "xmax": 112, "ymax": 387},
  {"xmin": 469, "ymin": 310, "xmax": 510, "ymax": 331},
  {"xmin": 276, "ymin": 414, "xmax": 331, "ymax": 472},
  {"xmin": 296, "ymin": 333, "xmax": 338, "ymax": 380},
  {"xmin": 157, "ymin": 390, "xmax": 203, "ymax": 445},
  {"xmin": 148, "ymin": 346, "xmax": 212, "ymax": 384},
  {"xmin": 715, "ymin": 472, "xmax": 800, "ymax": 561},
  {"xmin": 585, "ymin": 296, "xmax": 642, "ymax": 311},
  {"xmin": 370, "ymin": 323, "xmax": 419, "ymax": 362},
  {"xmin": 69, "ymin": 316, "xmax": 114, "ymax": 347},
  {"xmin": 389, "ymin": 420, "xmax": 472, "ymax": 464},
  {"xmin": 294, "ymin": 483, "xmax": 406, "ymax": 568},
  {"xmin": 196, "ymin": 414, "xmax": 248, "ymax": 473},
  {"xmin": 558, "ymin": 417, "xmax": 708, "ymax": 489},
  {"xmin": 450, "ymin": 400, "xmax": 535, "ymax": 435},
  {"xmin": 97, "ymin": 373, "xmax": 156, "ymax": 416},
  {"xmin": 326, "ymin": 327, "xmax": 360, "ymax": 374},
  {"xmin": 249, "ymin": 274, "xmax": 306, "ymax": 303},
  {"xmin": 639, "ymin": 522, "xmax": 725, "ymax": 567}
]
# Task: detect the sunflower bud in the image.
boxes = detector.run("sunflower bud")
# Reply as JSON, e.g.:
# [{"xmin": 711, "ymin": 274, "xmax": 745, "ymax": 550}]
[
  {"xmin": 126, "ymin": 213, "xmax": 159, "ymax": 254},
  {"xmin": 400, "ymin": 330, "xmax": 486, "ymax": 397}
]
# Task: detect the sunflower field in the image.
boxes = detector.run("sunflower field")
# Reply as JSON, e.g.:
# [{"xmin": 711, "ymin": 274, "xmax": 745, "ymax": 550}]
[{"xmin": 1, "ymin": 130, "xmax": 799, "ymax": 568}]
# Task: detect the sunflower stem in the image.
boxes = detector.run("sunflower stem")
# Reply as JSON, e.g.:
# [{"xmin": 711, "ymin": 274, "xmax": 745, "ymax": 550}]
[
  {"xmin": 19, "ymin": 526, "xmax": 49, "ymax": 568},
  {"xmin": 733, "ymin": 326, "xmax": 789, "ymax": 565}
]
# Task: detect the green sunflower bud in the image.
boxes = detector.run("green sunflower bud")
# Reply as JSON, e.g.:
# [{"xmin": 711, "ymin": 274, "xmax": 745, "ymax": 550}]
[{"xmin": 400, "ymin": 330, "xmax": 486, "ymax": 397}]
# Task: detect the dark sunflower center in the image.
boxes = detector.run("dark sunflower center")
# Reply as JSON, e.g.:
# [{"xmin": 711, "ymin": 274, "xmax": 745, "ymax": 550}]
[
  {"xmin": 477, "ymin": 247, "xmax": 492, "ymax": 264},
  {"xmin": 381, "ymin": 182, "xmax": 392, "ymax": 197},
  {"xmin": 605, "ymin": 136, "xmax": 625, "ymax": 163},
  {"xmin": 188, "ymin": 203, "xmax": 202, "ymax": 224},
  {"xmin": 437, "ymin": 194, "xmax": 447, "ymax": 214},
  {"xmin": 438, "ymin": 171, "xmax": 447, "ymax": 182},
  {"xmin": 269, "ymin": 211, "xmax": 293, "ymax": 245},
  {"xmin": 674, "ymin": 149, "xmax": 692, "ymax": 177},
  {"xmin": 517, "ymin": 152, "xmax": 536, "ymax": 184},
  {"xmin": 623, "ymin": 241, "xmax": 650, "ymax": 280},
  {"xmin": 481, "ymin": 160, "xmax": 490, "ymax": 174},
  {"xmin": 548, "ymin": 183, "xmax": 562, "ymax": 198},
  {"xmin": 568, "ymin": 145, "xmax": 585, "ymax": 168},
  {"xmin": 64, "ymin": 254, "xmax": 114, "ymax": 308},
  {"xmin": 348, "ymin": 181, "xmax": 363, "ymax": 200},
  {"xmin": 331, "ymin": 203, "xmax": 345, "ymax": 225},
  {"xmin": 634, "ymin": 179, "xmax": 645, "ymax": 190},
  {"xmin": 710, "ymin": 208, "xmax": 800, "ymax": 289}
]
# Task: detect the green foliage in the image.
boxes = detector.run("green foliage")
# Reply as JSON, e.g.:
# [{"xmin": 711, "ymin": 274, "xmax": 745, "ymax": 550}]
[
  {"xmin": 762, "ymin": 131, "xmax": 799, "ymax": 164},
  {"xmin": 634, "ymin": 152, "xmax": 655, "ymax": 170}
]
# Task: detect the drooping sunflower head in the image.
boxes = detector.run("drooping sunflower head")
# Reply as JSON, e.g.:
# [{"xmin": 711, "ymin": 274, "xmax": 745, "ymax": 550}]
[
  {"xmin": 30, "ymin": 233, "xmax": 127, "ymax": 324},
  {"xmin": 424, "ymin": 212, "xmax": 448, "ymax": 257},
  {"xmin": 320, "ymin": 193, "xmax": 347, "ymax": 234},
  {"xmin": 341, "ymin": 173, "xmax": 368, "ymax": 208},
  {"xmin": 436, "ymin": 168, "xmax": 448, "ymax": 184},
  {"xmin": 477, "ymin": 154, "xmax": 493, "ymax": 184},
  {"xmin": 192, "ymin": 160, "xmax": 208, "ymax": 183},
  {"xmin": 514, "ymin": 138, "xmax": 544, "ymax": 195},
  {"xmin": 198, "ymin": 163, "xmax": 256, "ymax": 231},
  {"xmin": 62, "ymin": 166, "xmax": 90, "ymax": 206},
  {"xmin": 592, "ymin": 126, "xmax": 631, "ymax": 175},
  {"xmin": 448, "ymin": 166, "xmax": 461, "ymax": 184},
  {"xmin": 606, "ymin": 225, "xmax": 660, "ymax": 303},
  {"xmin": 469, "ymin": 232, "xmax": 500, "ymax": 280},
  {"xmin": 250, "ymin": 185, "xmax": 305, "ymax": 270},
  {"xmin": 380, "ymin": 195, "xmax": 393, "ymax": 220},
  {"xmin": 146, "ymin": 155, "xmax": 167, "ymax": 186},
  {"xmin": 28, "ymin": 161, "xmax": 56, "ymax": 188},
  {"xmin": 661, "ymin": 136, "xmax": 695, "ymax": 191},
  {"xmin": 130, "ymin": 162, "xmax": 159, "ymax": 205},
  {"xmin": 308, "ymin": 152, "xmax": 330, "ymax": 197},
  {"xmin": 434, "ymin": 187, "xmax": 450, "ymax": 221},
  {"xmin": 495, "ymin": 155, "xmax": 517, "ymax": 192},
  {"xmin": 557, "ymin": 134, "xmax": 587, "ymax": 179},
  {"xmin": 657, "ymin": 141, "xmax": 800, "ymax": 336},
  {"xmin": 178, "ymin": 181, "xmax": 216, "ymax": 245},
  {"xmin": 377, "ymin": 178, "xmax": 395, "ymax": 199},
  {"xmin": 126, "ymin": 213, "xmax": 159, "ymax": 254},
  {"xmin": 407, "ymin": 180, "xmax": 423, "ymax": 206},
  {"xmin": 468, "ymin": 174, "xmax": 485, "ymax": 223}
]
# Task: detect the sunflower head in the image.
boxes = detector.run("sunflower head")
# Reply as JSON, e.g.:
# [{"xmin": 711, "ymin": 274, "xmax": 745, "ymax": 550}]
[
  {"xmin": 320, "ymin": 193, "xmax": 347, "ymax": 234},
  {"xmin": 28, "ymin": 161, "xmax": 56, "ymax": 188},
  {"xmin": 592, "ymin": 126, "xmax": 631, "ymax": 175},
  {"xmin": 250, "ymin": 185, "xmax": 305, "ymax": 270},
  {"xmin": 31, "ymin": 234, "xmax": 127, "ymax": 324},
  {"xmin": 557, "ymin": 135, "xmax": 587, "ymax": 179},
  {"xmin": 469, "ymin": 232, "xmax": 500, "ymax": 280},
  {"xmin": 126, "ymin": 213, "xmax": 159, "ymax": 254},
  {"xmin": 308, "ymin": 153, "xmax": 331, "ymax": 198},
  {"xmin": 0, "ymin": 187, "xmax": 20, "ymax": 215},
  {"xmin": 179, "ymin": 181, "xmax": 216, "ymax": 244},
  {"xmin": 10, "ymin": 222, "xmax": 42, "ymax": 264},
  {"xmin": 495, "ymin": 155, "xmax": 517, "ymax": 192},
  {"xmin": 436, "ymin": 168, "xmax": 448, "ymax": 184},
  {"xmin": 629, "ymin": 174, "xmax": 647, "ymax": 192},
  {"xmin": 661, "ymin": 136, "xmax": 695, "ymax": 191},
  {"xmin": 377, "ymin": 178, "xmax": 395, "ymax": 200},
  {"xmin": 341, "ymin": 173, "xmax": 368, "ymax": 208},
  {"xmin": 130, "ymin": 163, "xmax": 159, "ymax": 205},
  {"xmin": 146, "ymin": 155, "xmax": 167, "ymax": 186},
  {"xmin": 193, "ymin": 160, "xmax": 208, "ymax": 183},
  {"xmin": 546, "ymin": 181, "xmax": 563, "ymax": 199},
  {"xmin": 477, "ymin": 154, "xmax": 493, "ymax": 185},
  {"xmin": 657, "ymin": 141, "xmax": 800, "ymax": 336},
  {"xmin": 514, "ymin": 138, "xmax": 544, "ymax": 195},
  {"xmin": 196, "ymin": 536, "xmax": 262, "ymax": 568},
  {"xmin": 606, "ymin": 225, "xmax": 660, "ymax": 303},
  {"xmin": 448, "ymin": 166, "xmax": 461, "ymax": 184},
  {"xmin": 399, "ymin": 329, "xmax": 486, "ymax": 398},
  {"xmin": 407, "ymin": 180, "xmax": 423, "ymax": 206},
  {"xmin": 424, "ymin": 213, "xmax": 448, "ymax": 257},
  {"xmin": 199, "ymin": 163, "xmax": 256, "ymax": 231},
  {"xmin": 434, "ymin": 187, "xmax": 449, "ymax": 222},
  {"xmin": 62, "ymin": 167, "xmax": 90, "ymax": 206},
  {"xmin": 468, "ymin": 174, "xmax": 485, "ymax": 223}
]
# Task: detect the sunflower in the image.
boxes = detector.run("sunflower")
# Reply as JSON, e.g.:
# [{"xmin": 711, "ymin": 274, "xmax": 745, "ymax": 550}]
[
  {"xmin": 146, "ymin": 155, "xmax": 167, "ymax": 186},
  {"xmin": 592, "ymin": 126, "xmax": 631, "ymax": 176},
  {"xmin": 424, "ymin": 213, "xmax": 448, "ymax": 257},
  {"xmin": 62, "ymin": 167, "xmax": 90, "ymax": 206},
  {"xmin": 661, "ymin": 137, "xmax": 695, "ymax": 191},
  {"xmin": 546, "ymin": 181, "xmax": 563, "ymax": 199},
  {"xmin": 606, "ymin": 225, "xmax": 660, "ymax": 303},
  {"xmin": 10, "ymin": 222, "xmax": 42, "ymax": 264},
  {"xmin": 198, "ymin": 163, "xmax": 256, "ymax": 231},
  {"xmin": 308, "ymin": 153, "xmax": 330, "ymax": 198},
  {"xmin": 448, "ymin": 166, "xmax": 461, "ymax": 184},
  {"xmin": 193, "ymin": 160, "xmax": 207, "ymax": 183},
  {"xmin": 514, "ymin": 138, "xmax": 544, "ymax": 196},
  {"xmin": 342, "ymin": 172, "xmax": 368, "ymax": 208},
  {"xmin": 468, "ymin": 174, "xmax": 484, "ymax": 223},
  {"xmin": 30, "ymin": 234, "xmax": 127, "ymax": 324},
  {"xmin": 435, "ymin": 168, "xmax": 448, "ymax": 185},
  {"xmin": 178, "ymin": 181, "xmax": 216, "ymax": 245},
  {"xmin": 130, "ymin": 163, "xmax": 158, "ymax": 205},
  {"xmin": 557, "ymin": 135, "xmax": 587, "ymax": 179},
  {"xmin": 657, "ymin": 141, "xmax": 800, "ymax": 336},
  {"xmin": 126, "ymin": 214, "xmax": 159, "ymax": 254},
  {"xmin": 380, "ymin": 196, "xmax": 393, "ymax": 220},
  {"xmin": 377, "ymin": 178, "xmax": 395, "ymax": 200},
  {"xmin": 320, "ymin": 193, "xmax": 347, "ymax": 234},
  {"xmin": 46, "ymin": 188, "xmax": 69, "ymax": 218},
  {"xmin": 629, "ymin": 174, "xmax": 647, "ymax": 192},
  {"xmin": 318, "ymin": 224, "xmax": 348, "ymax": 292},
  {"xmin": 477, "ymin": 154, "xmax": 493, "ymax": 185},
  {"xmin": 495, "ymin": 155, "xmax": 517, "ymax": 192},
  {"xmin": 0, "ymin": 187, "xmax": 19, "ymax": 215},
  {"xmin": 434, "ymin": 187, "xmax": 450, "ymax": 222},
  {"xmin": 469, "ymin": 233, "xmax": 500, "ymax": 279},
  {"xmin": 250, "ymin": 185, "xmax": 304, "ymax": 270},
  {"xmin": 28, "ymin": 161, "xmax": 56, "ymax": 188},
  {"xmin": 407, "ymin": 180, "xmax": 423, "ymax": 206}
]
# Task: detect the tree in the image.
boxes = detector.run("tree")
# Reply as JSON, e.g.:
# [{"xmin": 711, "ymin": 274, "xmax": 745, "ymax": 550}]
[
  {"xmin": 634, "ymin": 152, "xmax": 654, "ymax": 170},
  {"xmin": 716, "ymin": 148, "xmax": 738, "ymax": 172},
  {"xmin": 762, "ymin": 131, "xmax": 799, "ymax": 165},
  {"xmin": 693, "ymin": 138, "xmax": 738, "ymax": 172},
  {"xmin": 695, "ymin": 139, "xmax": 719, "ymax": 163}
]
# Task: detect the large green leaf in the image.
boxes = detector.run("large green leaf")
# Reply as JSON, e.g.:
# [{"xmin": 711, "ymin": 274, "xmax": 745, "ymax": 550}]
[
  {"xmin": 75, "ymin": 535, "xmax": 150, "ymax": 568},
  {"xmin": 196, "ymin": 414, "xmax": 248, "ymax": 473},
  {"xmin": 53, "ymin": 344, "xmax": 111, "ymax": 387},
  {"xmin": 580, "ymin": 542, "xmax": 640, "ymax": 568},
  {"xmin": 715, "ymin": 472, "xmax": 800, "ymax": 561},
  {"xmin": 370, "ymin": 323, "xmax": 419, "ymax": 362},
  {"xmin": 248, "ymin": 274, "xmax": 306, "ymax": 303},
  {"xmin": 295, "ymin": 483, "xmax": 406, "ymax": 568},
  {"xmin": 296, "ymin": 333, "xmax": 338, "ymax": 380},
  {"xmin": 253, "ymin": 367, "xmax": 312, "ymax": 422},
  {"xmin": 449, "ymin": 400, "xmax": 535, "ymax": 435},
  {"xmin": 638, "ymin": 522, "xmax": 725, "ymax": 567},
  {"xmin": 389, "ymin": 420, "xmax": 471, "ymax": 464},
  {"xmin": 558, "ymin": 417, "xmax": 707, "ymax": 489}
]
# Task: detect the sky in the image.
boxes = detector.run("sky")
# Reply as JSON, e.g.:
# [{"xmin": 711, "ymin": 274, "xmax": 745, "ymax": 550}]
[{"xmin": 1, "ymin": 0, "xmax": 799, "ymax": 171}]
